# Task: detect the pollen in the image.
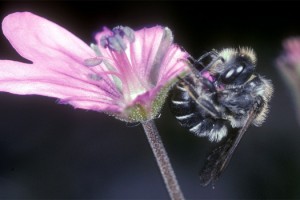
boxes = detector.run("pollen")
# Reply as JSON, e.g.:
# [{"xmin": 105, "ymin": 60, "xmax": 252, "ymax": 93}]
[
  {"xmin": 83, "ymin": 57, "xmax": 103, "ymax": 67},
  {"xmin": 100, "ymin": 26, "xmax": 135, "ymax": 52}
]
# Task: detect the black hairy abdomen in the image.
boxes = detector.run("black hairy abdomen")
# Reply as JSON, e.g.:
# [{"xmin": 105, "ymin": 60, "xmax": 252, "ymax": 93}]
[
  {"xmin": 170, "ymin": 83, "xmax": 203, "ymax": 128},
  {"xmin": 170, "ymin": 75, "xmax": 229, "ymax": 141}
]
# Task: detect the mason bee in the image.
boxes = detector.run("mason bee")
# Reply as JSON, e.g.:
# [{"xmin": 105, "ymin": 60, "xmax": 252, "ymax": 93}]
[{"xmin": 170, "ymin": 47, "xmax": 273, "ymax": 186}]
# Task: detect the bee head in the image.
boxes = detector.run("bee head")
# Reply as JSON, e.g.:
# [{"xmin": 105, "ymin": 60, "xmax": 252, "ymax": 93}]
[{"xmin": 217, "ymin": 47, "xmax": 256, "ymax": 85}]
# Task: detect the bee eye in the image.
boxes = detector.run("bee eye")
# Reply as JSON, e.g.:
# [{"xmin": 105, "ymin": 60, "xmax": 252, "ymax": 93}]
[
  {"xmin": 236, "ymin": 65, "xmax": 244, "ymax": 73},
  {"xmin": 226, "ymin": 65, "xmax": 244, "ymax": 77},
  {"xmin": 220, "ymin": 63, "xmax": 252, "ymax": 84},
  {"xmin": 225, "ymin": 69, "xmax": 235, "ymax": 79}
]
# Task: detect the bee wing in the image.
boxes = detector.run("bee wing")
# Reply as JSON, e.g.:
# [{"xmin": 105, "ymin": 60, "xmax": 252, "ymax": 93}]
[{"xmin": 199, "ymin": 108, "xmax": 257, "ymax": 187}]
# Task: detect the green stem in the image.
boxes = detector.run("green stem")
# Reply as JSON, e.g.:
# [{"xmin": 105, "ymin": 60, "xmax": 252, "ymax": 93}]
[{"xmin": 141, "ymin": 120, "xmax": 185, "ymax": 200}]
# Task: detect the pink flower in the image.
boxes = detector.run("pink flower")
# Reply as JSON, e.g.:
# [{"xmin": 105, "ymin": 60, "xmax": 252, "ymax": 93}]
[
  {"xmin": 0, "ymin": 12, "xmax": 189, "ymax": 122},
  {"xmin": 277, "ymin": 37, "xmax": 300, "ymax": 125},
  {"xmin": 278, "ymin": 37, "xmax": 300, "ymax": 67}
]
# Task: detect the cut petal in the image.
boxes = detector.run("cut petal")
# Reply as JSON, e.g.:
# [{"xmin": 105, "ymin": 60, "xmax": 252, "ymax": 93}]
[{"xmin": 2, "ymin": 12, "xmax": 94, "ymax": 68}]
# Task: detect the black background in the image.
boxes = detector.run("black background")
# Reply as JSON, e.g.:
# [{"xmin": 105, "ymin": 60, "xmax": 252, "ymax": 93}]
[{"xmin": 0, "ymin": 1, "xmax": 300, "ymax": 199}]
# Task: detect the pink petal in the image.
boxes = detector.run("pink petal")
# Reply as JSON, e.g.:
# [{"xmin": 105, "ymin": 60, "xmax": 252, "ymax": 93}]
[
  {"xmin": 2, "ymin": 12, "xmax": 94, "ymax": 69},
  {"xmin": 0, "ymin": 60, "xmax": 118, "ymax": 111},
  {"xmin": 157, "ymin": 44, "xmax": 190, "ymax": 85},
  {"xmin": 0, "ymin": 12, "xmax": 124, "ymax": 111},
  {"xmin": 128, "ymin": 26, "xmax": 166, "ymax": 80},
  {"xmin": 128, "ymin": 26, "xmax": 189, "ymax": 87}
]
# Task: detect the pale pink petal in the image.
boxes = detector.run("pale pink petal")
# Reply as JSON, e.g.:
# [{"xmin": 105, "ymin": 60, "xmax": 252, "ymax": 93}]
[
  {"xmin": 1, "ymin": 12, "xmax": 124, "ymax": 111},
  {"xmin": 2, "ymin": 12, "xmax": 94, "ymax": 71},
  {"xmin": 128, "ymin": 26, "xmax": 165, "ymax": 79},
  {"xmin": 157, "ymin": 44, "xmax": 189, "ymax": 85},
  {"xmin": 127, "ymin": 26, "xmax": 189, "ymax": 88},
  {"xmin": 0, "ymin": 60, "xmax": 118, "ymax": 110},
  {"xmin": 131, "ymin": 86, "xmax": 162, "ymax": 106},
  {"xmin": 59, "ymin": 97, "xmax": 121, "ymax": 112}
]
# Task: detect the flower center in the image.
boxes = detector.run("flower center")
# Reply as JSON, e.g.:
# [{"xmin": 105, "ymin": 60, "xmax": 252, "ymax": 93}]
[{"xmin": 84, "ymin": 26, "xmax": 147, "ymax": 107}]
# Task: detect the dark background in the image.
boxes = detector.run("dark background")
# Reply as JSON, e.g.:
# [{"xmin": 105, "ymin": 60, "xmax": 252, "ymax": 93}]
[{"xmin": 0, "ymin": 1, "xmax": 299, "ymax": 199}]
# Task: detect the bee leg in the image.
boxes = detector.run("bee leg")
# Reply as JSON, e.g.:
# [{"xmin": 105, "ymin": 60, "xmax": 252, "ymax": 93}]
[
  {"xmin": 195, "ymin": 50, "xmax": 224, "ymax": 73},
  {"xmin": 201, "ymin": 56, "xmax": 223, "ymax": 73},
  {"xmin": 178, "ymin": 77, "xmax": 225, "ymax": 120},
  {"xmin": 187, "ymin": 50, "xmax": 221, "ymax": 76},
  {"xmin": 195, "ymin": 49, "xmax": 219, "ymax": 63},
  {"xmin": 187, "ymin": 57, "xmax": 205, "ymax": 77}
]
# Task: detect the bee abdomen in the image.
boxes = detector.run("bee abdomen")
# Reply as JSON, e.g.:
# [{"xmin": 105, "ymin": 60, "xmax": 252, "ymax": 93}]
[
  {"xmin": 170, "ymin": 81, "xmax": 228, "ymax": 142},
  {"xmin": 170, "ymin": 82, "xmax": 202, "ymax": 129}
]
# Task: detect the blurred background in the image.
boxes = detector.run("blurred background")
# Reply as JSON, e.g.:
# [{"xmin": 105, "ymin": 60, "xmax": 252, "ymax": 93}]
[{"xmin": 0, "ymin": 1, "xmax": 299, "ymax": 199}]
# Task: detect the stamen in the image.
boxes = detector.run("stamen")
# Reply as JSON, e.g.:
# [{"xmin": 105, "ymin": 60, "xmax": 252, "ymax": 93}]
[
  {"xmin": 112, "ymin": 26, "xmax": 135, "ymax": 42},
  {"xmin": 84, "ymin": 57, "xmax": 103, "ymax": 67},
  {"xmin": 100, "ymin": 35, "xmax": 109, "ymax": 49},
  {"xmin": 90, "ymin": 43, "xmax": 101, "ymax": 56},
  {"xmin": 110, "ymin": 34, "xmax": 127, "ymax": 51},
  {"xmin": 84, "ymin": 55, "xmax": 116, "ymax": 68},
  {"xmin": 100, "ymin": 26, "xmax": 135, "ymax": 52},
  {"xmin": 100, "ymin": 35, "xmax": 126, "ymax": 52}
]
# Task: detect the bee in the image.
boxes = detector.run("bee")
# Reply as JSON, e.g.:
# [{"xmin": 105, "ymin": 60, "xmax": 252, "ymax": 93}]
[{"xmin": 170, "ymin": 47, "xmax": 273, "ymax": 186}]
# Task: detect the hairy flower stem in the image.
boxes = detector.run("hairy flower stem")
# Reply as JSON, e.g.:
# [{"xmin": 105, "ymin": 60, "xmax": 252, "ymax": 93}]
[{"xmin": 142, "ymin": 120, "xmax": 185, "ymax": 200}]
